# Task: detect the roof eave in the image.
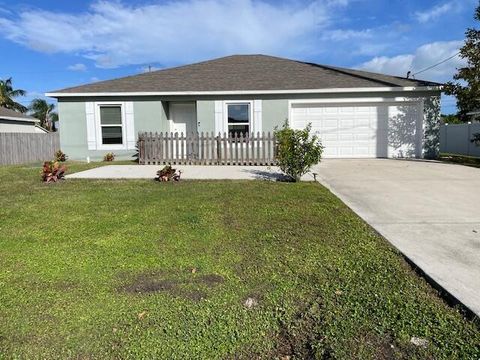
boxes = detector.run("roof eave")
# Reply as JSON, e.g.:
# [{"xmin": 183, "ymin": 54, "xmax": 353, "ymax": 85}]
[
  {"xmin": 46, "ymin": 85, "xmax": 442, "ymax": 98},
  {"xmin": 0, "ymin": 116, "xmax": 40, "ymax": 123}
]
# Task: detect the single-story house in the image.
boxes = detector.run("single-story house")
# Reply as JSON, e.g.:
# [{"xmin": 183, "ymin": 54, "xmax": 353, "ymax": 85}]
[
  {"xmin": 46, "ymin": 54, "xmax": 442, "ymax": 160},
  {"xmin": 0, "ymin": 107, "xmax": 47, "ymax": 133}
]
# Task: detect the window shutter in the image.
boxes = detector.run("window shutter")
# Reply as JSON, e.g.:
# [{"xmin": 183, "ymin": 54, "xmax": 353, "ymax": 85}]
[
  {"xmin": 125, "ymin": 101, "xmax": 135, "ymax": 149},
  {"xmin": 253, "ymin": 100, "xmax": 262, "ymax": 134},
  {"xmin": 85, "ymin": 102, "xmax": 96, "ymax": 150},
  {"xmin": 214, "ymin": 100, "xmax": 224, "ymax": 135}
]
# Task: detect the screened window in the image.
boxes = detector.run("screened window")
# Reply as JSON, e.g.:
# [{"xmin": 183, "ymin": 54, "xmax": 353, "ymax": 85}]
[
  {"xmin": 100, "ymin": 106, "xmax": 123, "ymax": 145},
  {"xmin": 227, "ymin": 103, "xmax": 250, "ymax": 136}
]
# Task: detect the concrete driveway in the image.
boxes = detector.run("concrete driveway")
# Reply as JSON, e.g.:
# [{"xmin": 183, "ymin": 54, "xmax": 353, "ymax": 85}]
[{"xmin": 314, "ymin": 159, "xmax": 480, "ymax": 317}]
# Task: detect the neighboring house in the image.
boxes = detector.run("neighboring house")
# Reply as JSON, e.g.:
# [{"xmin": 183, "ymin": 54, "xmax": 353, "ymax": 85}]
[
  {"xmin": 0, "ymin": 107, "xmax": 48, "ymax": 133},
  {"xmin": 46, "ymin": 55, "xmax": 442, "ymax": 160}
]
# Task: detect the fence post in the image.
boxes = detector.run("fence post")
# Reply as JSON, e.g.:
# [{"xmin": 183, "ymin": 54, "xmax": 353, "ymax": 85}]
[
  {"xmin": 138, "ymin": 132, "xmax": 144, "ymax": 164},
  {"xmin": 467, "ymin": 122, "xmax": 472, "ymax": 157}
]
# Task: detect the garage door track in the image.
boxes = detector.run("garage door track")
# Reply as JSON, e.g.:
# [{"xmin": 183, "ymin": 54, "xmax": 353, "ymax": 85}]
[{"xmin": 315, "ymin": 159, "xmax": 480, "ymax": 317}]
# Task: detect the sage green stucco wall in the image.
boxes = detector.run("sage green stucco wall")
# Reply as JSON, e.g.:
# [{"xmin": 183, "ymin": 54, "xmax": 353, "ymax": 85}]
[
  {"xmin": 58, "ymin": 101, "xmax": 88, "ymax": 159},
  {"xmin": 134, "ymin": 100, "xmax": 169, "ymax": 133},
  {"xmin": 196, "ymin": 100, "xmax": 215, "ymax": 133},
  {"xmin": 262, "ymin": 99, "xmax": 288, "ymax": 131},
  {"xmin": 58, "ymin": 100, "xmax": 168, "ymax": 160}
]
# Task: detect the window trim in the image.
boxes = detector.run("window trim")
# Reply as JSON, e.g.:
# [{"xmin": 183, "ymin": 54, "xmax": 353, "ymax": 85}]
[
  {"xmin": 223, "ymin": 100, "xmax": 253, "ymax": 136},
  {"xmin": 94, "ymin": 102, "xmax": 127, "ymax": 150}
]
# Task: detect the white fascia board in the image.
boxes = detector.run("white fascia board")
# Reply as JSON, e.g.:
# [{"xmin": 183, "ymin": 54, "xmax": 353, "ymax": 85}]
[
  {"xmin": 35, "ymin": 125, "xmax": 49, "ymax": 133},
  {"xmin": 0, "ymin": 116, "xmax": 39, "ymax": 123},
  {"xmin": 289, "ymin": 97, "xmax": 424, "ymax": 105},
  {"xmin": 45, "ymin": 86, "xmax": 442, "ymax": 98}
]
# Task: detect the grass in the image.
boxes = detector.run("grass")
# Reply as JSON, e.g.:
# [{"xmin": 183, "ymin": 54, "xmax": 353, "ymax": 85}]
[
  {"xmin": 439, "ymin": 153, "xmax": 480, "ymax": 168},
  {"xmin": 0, "ymin": 161, "xmax": 479, "ymax": 359}
]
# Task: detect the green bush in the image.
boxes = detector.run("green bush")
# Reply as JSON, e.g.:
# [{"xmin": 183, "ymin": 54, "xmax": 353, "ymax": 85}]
[
  {"xmin": 54, "ymin": 150, "xmax": 67, "ymax": 162},
  {"xmin": 471, "ymin": 132, "xmax": 480, "ymax": 146},
  {"xmin": 274, "ymin": 122, "xmax": 323, "ymax": 181},
  {"xmin": 103, "ymin": 152, "xmax": 115, "ymax": 162}
]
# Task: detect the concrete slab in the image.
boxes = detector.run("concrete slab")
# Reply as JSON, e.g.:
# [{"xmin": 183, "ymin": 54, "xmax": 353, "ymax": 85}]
[
  {"xmin": 314, "ymin": 159, "xmax": 480, "ymax": 317},
  {"xmin": 66, "ymin": 165, "xmax": 318, "ymax": 181}
]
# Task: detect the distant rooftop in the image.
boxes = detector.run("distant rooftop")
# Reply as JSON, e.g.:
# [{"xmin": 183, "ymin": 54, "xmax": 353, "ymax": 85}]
[{"xmin": 0, "ymin": 107, "xmax": 39, "ymax": 123}]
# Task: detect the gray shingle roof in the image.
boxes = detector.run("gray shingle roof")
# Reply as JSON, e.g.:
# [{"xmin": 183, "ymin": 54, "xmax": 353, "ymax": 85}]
[
  {"xmin": 0, "ymin": 107, "xmax": 39, "ymax": 122},
  {"xmin": 49, "ymin": 54, "xmax": 440, "ymax": 95}
]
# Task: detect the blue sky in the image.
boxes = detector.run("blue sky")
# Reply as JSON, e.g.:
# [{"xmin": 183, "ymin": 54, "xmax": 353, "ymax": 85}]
[{"xmin": 0, "ymin": 0, "xmax": 477, "ymax": 113}]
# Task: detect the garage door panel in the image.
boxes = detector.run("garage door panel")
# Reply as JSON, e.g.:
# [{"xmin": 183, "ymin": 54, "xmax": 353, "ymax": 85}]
[
  {"xmin": 322, "ymin": 133, "xmax": 339, "ymax": 141},
  {"xmin": 338, "ymin": 133, "xmax": 354, "ymax": 141},
  {"xmin": 323, "ymin": 119, "xmax": 338, "ymax": 128},
  {"xmin": 291, "ymin": 103, "xmax": 378, "ymax": 158},
  {"xmin": 323, "ymin": 147, "xmax": 339, "ymax": 157},
  {"xmin": 339, "ymin": 119, "xmax": 354, "ymax": 128},
  {"xmin": 323, "ymin": 107, "xmax": 338, "ymax": 114},
  {"xmin": 355, "ymin": 133, "xmax": 374, "ymax": 141},
  {"xmin": 291, "ymin": 102, "xmax": 423, "ymax": 158}
]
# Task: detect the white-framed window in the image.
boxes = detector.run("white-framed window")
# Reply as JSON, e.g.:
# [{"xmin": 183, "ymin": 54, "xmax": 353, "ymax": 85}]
[
  {"xmin": 224, "ymin": 101, "xmax": 253, "ymax": 136},
  {"xmin": 94, "ymin": 102, "xmax": 127, "ymax": 150}
]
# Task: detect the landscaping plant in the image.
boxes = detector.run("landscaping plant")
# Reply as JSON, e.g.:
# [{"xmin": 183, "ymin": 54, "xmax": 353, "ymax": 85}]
[
  {"xmin": 274, "ymin": 121, "xmax": 323, "ymax": 182},
  {"xmin": 55, "ymin": 150, "xmax": 67, "ymax": 162},
  {"xmin": 471, "ymin": 132, "xmax": 480, "ymax": 146},
  {"xmin": 155, "ymin": 165, "xmax": 182, "ymax": 181},
  {"xmin": 41, "ymin": 161, "xmax": 66, "ymax": 183},
  {"xmin": 103, "ymin": 152, "xmax": 115, "ymax": 162}
]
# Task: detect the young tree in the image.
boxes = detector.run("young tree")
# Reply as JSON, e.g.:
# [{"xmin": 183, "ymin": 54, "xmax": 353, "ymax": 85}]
[
  {"xmin": 0, "ymin": 78, "xmax": 27, "ymax": 113},
  {"xmin": 274, "ymin": 122, "xmax": 323, "ymax": 182},
  {"xmin": 29, "ymin": 98, "xmax": 58, "ymax": 131},
  {"xmin": 444, "ymin": 4, "xmax": 480, "ymax": 121}
]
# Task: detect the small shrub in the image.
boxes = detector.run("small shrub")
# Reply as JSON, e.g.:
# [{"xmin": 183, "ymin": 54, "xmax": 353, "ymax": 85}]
[
  {"xmin": 155, "ymin": 165, "xmax": 182, "ymax": 182},
  {"xmin": 132, "ymin": 141, "xmax": 139, "ymax": 163},
  {"xmin": 41, "ymin": 161, "xmax": 67, "ymax": 183},
  {"xmin": 103, "ymin": 152, "xmax": 115, "ymax": 162},
  {"xmin": 55, "ymin": 150, "xmax": 67, "ymax": 162},
  {"xmin": 471, "ymin": 133, "xmax": 480, "ymax": 146},
  {"xmin": 274, "ymin": 121, "xmax": 323, "ymax": 182}
]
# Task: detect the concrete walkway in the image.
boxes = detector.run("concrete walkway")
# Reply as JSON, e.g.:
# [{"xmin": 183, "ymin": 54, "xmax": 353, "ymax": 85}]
[
  {"xmin": 314, "ymin": 159, "xmax": 480, "ymax": 317},
  {"xmin": 67, "ymin": 165, "xmax": 317, "ymax": 181}
]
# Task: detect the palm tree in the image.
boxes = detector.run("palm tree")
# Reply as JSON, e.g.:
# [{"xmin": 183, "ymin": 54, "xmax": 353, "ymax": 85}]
[
  {"xmin": 29, "ymin": 99, "xmax": 58, "ymax": 131},
  {"xmin": 0, "ymin": 78, "xmax": 27, "ymax": 113}
]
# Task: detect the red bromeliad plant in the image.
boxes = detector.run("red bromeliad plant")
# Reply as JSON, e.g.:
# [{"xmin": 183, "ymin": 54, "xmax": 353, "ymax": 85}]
[
  {"xmin": 155, "ymin": 165, "xmax": 182, "ymax": 182},
  {"xmin": 41, "ymin": 161, "xmax": 67, "ymax": 183}
]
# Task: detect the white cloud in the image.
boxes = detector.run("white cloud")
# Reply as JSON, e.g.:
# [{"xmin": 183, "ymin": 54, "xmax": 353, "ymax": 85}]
[
  {"xmin": 321, "ymin": 29, "xmax": 372, "ymax": 41},
  {"xmin": 67, "ymin": 63, "xmax": 87, "ymax": 72},
  {"xmin": 0, "ymin": 0, "xmax": 349, "ymax": 68},
  {"xmin": 414, "ymin": 2, "xmax": 459, "ymax": 23},
  {"xmin": 358, "ymin": 40, "xmax": 465, "ymax": 82}
]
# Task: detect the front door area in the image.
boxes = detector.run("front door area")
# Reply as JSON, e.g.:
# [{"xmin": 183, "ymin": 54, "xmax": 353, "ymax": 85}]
[{"xmin": 169, "ymin": 102, "xmax": 197, "ymax": 135}]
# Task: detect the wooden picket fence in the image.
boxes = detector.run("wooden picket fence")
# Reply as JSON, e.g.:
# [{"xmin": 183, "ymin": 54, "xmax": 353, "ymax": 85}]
[{"xmin": 138, "ymin": 132, "xmax": 277, "ymax": 165}]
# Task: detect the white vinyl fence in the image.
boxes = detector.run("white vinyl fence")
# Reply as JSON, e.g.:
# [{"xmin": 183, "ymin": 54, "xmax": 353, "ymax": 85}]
[
  {"xmin": 0, "ymin": 132, "xmax": 60, "ymax": 165},
  {"xmin": 440, "ymin": 123, "xmax": 480, "ymax": 158}
]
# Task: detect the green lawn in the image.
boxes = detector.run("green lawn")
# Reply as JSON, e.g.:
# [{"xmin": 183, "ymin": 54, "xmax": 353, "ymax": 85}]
[
  {"xmin": 0, "ymin": 162, "xmax": 478, "ymax": 359},
  {"xmin": 439, "ymin": 153, "xmax": 480, "ymax": 168}
]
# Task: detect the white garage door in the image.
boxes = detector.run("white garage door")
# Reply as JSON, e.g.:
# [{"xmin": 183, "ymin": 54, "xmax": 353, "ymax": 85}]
[{"xmin": 290, "ymin": 102, "xmax": 423, "ymax": 158}]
